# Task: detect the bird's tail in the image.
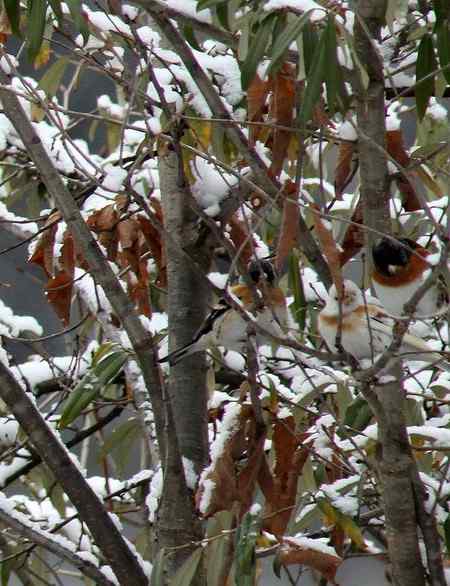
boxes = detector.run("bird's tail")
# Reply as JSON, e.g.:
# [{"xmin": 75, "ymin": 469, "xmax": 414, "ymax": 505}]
[
  {"xmin": 401, "ymin": 332, "xmax": 450, "ymax": 372},
  {"xmin": 158, "ymin": 342, "xmax": 201, "ymax": 366}
]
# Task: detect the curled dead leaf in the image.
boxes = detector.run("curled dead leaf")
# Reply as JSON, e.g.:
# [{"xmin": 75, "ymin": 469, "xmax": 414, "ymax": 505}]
[
  {"xmin": 312, "ymin": 206, "xmax": 343, "ymax": 296},
  {"xmin": 29, "ymin": 211, "xmax": 62, "ymax": 277},
  {"xmin": 275, "ymin": 181, "xmax": 299, "ymax": 274},
  {"xmin": 277, "ymin": 536, "xmax": 343, "ymax": 585},
  {"xmin": 334, "ymin": 141, "xmax": 358, "ymax": 200}
]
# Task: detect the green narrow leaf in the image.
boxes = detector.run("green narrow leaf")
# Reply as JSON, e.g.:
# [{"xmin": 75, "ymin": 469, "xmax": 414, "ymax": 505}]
[
  {"xmin": 416, "ymin": 33, "xmax": 437, "ymax": 120},
  {"xmin": 26, "ymin": 0, "xmax": 47, "ymax": 62},
  {"xmin": 182, "ymin": 24, "xmax": 201, "ymax": 50},
  {"xmin": 58, "ymin": 383, "xmax": 99, "ymax": 429},
  {"xmin": 65, "ymin": 0, "xmax": 89, "ymax": 42},
  {"xmin": 241, "ymin": 13, "xmax": 277, "ymax": 90},
  {"xmin": 59, "ymin": 350, "xmax": 128, "ymax": 428},
  {"xmin": 323, "ymin": 15, "xmax": 339, "ymax": 115},
  {"xmin": 171, "ymin": 547, "xmax": 203, "ymax": 586},
  {"xmin": 267, "ymin": 10, "xmax": 314, "ymax": 77},
  {"xmin": 197, "ymin": 0, "xmax": 227, "ymax": 10},
  {"xmin": 444, "ymin": 514, "xmax": 450, "ymax": 555},
  {"xmin": 234, "ymin": 507, "xmax": 262, "ymax": 586},
  {"xmin": 436, "ymin": 19, "xmax": 450, "ymax": 85},
  {"xmin": 4, "ymin": 0, "xmax": 21, "ymax": 37},
  {"xmin": 343, "ymin": 396, "xmax": 372, "ymax": 431},
  {"xmin": 47, "ymin": 0, "xmax": 63, "ymax": 25},
  {"xmin": 288, "ymin": 252, "xmax": 306, "ymax": 331},
  {"xmin": 302, "ymin": 20, "xmax": 319, "ymax": 77},
  {"xmin": 99, "ymin": 418, "xmax": 140, "ymax": 474},
  {"xmin": 299, "ymin": 25, "xmax": 328, "ymax": 125},
  {"xmin": 215, "ymin": 2, "xmax": 229, "ymax": 29},
  {"xmin": 39, "ymin": 56, "xmax": 69, "ymax": 97},
  {"xmin": 150, "ymin": 548, "xmax": 166, "ymax": 586},
  {"xmin": 1, "ymin": 557, "xmax": 12, "ymax": 586},
  {"xmin": 206, "ymin": 511, "xmax": 235, "ymax": 586}
]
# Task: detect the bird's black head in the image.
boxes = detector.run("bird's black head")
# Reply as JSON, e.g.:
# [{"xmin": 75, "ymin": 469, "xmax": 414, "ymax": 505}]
[
  {"xmin": 248, "ymin": 259, "xmax": 276, "ymax": 284},
  {"xmin": 372, "ymin": 237, "xmax": 416, "ymax": 275}
]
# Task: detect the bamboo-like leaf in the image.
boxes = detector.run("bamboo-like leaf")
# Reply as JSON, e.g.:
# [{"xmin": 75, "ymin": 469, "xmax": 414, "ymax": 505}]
[
  {"xmin": 299, "ymin": 24, "xmax": 328, "ymax": 125},
  {"xmin": 216, "ymin": 3, "xmax": 229, "ymax": 29},
  {"xmin": 65, "ymin": 0, "xmax": 89, "ymax": 42},
  {"xmin": 39, "ymin": 56, "xmax": 70, "ymax": 97},
  {"xmin": 150, "ymin": 549, "xmax": 166, "ymax": 586},
  {"xmin": 416, "ymin": 33, "xmax": 437, "ymax": 120},
  {"xmin": 234, "ymin": 508, "xmax": 261, "ymax": 586},
  {"xmin": 99, "ymin": 418, "xmax": 140, "ymax": 474},
  {"xmin": 206, "ymin": 511, "xmax": 235, "ymax": 586},
  {"xmin": 323, "ymin": 15, "xmax": 338, "ymax": 115},
  {"xmin": 171, "ymin": 547, "xmax": 203, "ymax": 586},
  {"xmin": 197, "ymin": 0, "xmax": 227, "ymax": 9},
  {"xmin": 436, "ymin": 19, "xmax": 450, "ymax": 86},
  {"xmin": 288, "ymin": 252, "xmax": 306, "ymax": 331},
  {"xmin": 344, "ymin": 396, "xmax": 373, "ymax": 431},
  {"xmin": 302, "ymin": 20, "xmax": 319, "ymax": 77},
  {"xmin": 241, "ymin": 13, "xmax": 277, "ymax": 90},
  {"xmin": 267, "ymin": 10, "xmax": 314, "ymax": 77},
  {"xmin": 59, "ymin": 349, "xmax": 128, "ymax": 428},
  {"xmin": 26, "ymin": 0, "xmax": 47, "ymax": 62},
  {"xmin": 4, "ymin": 0, "xmax": 20, "ymax": 36},
  {"xmin": 444, "ymin": 514, "xmax": 450, "ymax": 555},
  {"xmin": 47, "ymin": 0, "xmax": 63, "ymax": 25}
]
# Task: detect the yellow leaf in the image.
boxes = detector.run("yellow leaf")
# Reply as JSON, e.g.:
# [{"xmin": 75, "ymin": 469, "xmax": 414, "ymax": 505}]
[{"xmin": 34, "ymin": 42, "xmax": 51, "ymax": 68}]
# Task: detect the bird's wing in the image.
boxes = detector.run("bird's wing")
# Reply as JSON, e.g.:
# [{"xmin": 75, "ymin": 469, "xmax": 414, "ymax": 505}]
[{"xmin": 191, "ymin": 301, "xmax": 230, "ymax": 344}]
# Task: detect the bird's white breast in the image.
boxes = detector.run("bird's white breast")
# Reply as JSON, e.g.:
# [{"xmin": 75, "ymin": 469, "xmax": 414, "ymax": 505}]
[{"xmin": 373, "ymin": 280, "xmax": 441, "ymax": 317}]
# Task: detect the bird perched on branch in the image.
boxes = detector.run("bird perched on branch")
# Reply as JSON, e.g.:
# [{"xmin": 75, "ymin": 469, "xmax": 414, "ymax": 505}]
[
  {"xmin": 318, "ymin": 279, "xmax": 449, "ymax": 370},
  {"xmin": 372, "ymin": 237, "xmax": 448, "ymax": 318},
  {"xmin": 159, "ymin": 260, "xmax": 288, "ymax": 366}
]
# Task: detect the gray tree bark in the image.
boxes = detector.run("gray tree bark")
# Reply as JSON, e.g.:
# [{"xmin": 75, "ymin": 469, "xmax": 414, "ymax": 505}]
[
  {"xmin": 160, "ymin": 145, "xmax": 210, "ymax": 472},
  {"xmin": 353, "ymin": 0, "xmax": 391, "ymax": 259},
  {"xmin": 353, "ymin": 3, "xmax": 445, "ymax": 584}
]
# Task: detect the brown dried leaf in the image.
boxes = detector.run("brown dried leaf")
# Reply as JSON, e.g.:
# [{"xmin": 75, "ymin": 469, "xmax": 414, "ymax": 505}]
[
  {"xmin": 248, "ymin": 74, "xmax": 271, "ymax": 145},
  {"xmin": 268, "ymin": 64, "xmax": 296, "ymax": 178},
  {"xmin": 228, "ymin": 215, "xmax": 255, "ymax": 266},
  {"xmin": 386, "ymin": 129, "xmax": 420, "ymax": 211},
  {"xmin": 339, "ymin": 198, "xmax": 364, "ymax": 266},
  {"xmin": 116, "ymin": 218, "xmax": 139, "ymax": 250},
  {"xmin": 60, "ymin": 231, "xmax": 75, "ymax": 278},
  {"xmin": 334, "ymin": 141, "xmax": 358, "ymax": 200},
  {"xmin": 137, "ymin": 215, "xmax": 166, "ymax": 288},
  {"xmin": 261, "ymin": 416, "xmax": 309, "ymax": 536},
  {"xmin": 278, "ymin": 536, "xmax": 343, "ymax": 585},
  {"xmin": 46, "ymin": 271, "xmax": 73, "ymax": 326},
  {"xmin": 275, "ymin": 181, "xmax": 299, "ymax": 274},
  {"xmin": 312, "ymin": 207, "xmax": 343, "ymax": 296},
  {"xmin": 29, "ymin": 212, "xmax": 62, "ymax": 277},
  {"xmin": 86, "ymin": 204, "xmax": 119, "ymax": 261},
  {"xmin": 196, "ymin": 405, "xmax": 265, "ymax": 518}
]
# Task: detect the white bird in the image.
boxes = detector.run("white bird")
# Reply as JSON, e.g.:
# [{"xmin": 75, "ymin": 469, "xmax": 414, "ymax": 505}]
[{"xmin": 318, "ymin": 279, "xmax": 449, "ymax": 370}]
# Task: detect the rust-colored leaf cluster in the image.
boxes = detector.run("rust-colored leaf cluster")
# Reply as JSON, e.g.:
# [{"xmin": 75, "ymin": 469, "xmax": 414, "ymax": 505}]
[
  {"xmin": 277, "ymin": 536, "xmax": 343, "ymax": 585},
  {"xmin": 334, "ymin": 127, "xmax": 425, "ymax": 265},
  {"xmin": 29, "ymin": 212, "xmax": 76, "ymax": 325},
  {"xmin": 275, "ymin": 180, "xmax": 300, "ymax": 273},
  {"xmin": 248, "ymin": 64, "xmax": 296, "ymax": 179},
  {"xmin": 386, "ymin": 129, "xmax": 421, "ymax": 212},
  {"xmin": 197, "ymin": 399, "xmax": 310, "ymax": 537},
  {"xmin": 29, "ymin": 198, "xmax": 165, "ymax": 323},
  {"xmin": 197, "ymin": 403, "xmax": 266, "ymax": 519},
  {"xmin": 259, "ymin": 415, "xmax": 310, "ymax": 536},
  {"xmin": 312, "ymin": 205, "xmax": 343, "ymax": 295}
]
